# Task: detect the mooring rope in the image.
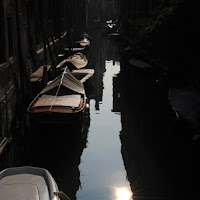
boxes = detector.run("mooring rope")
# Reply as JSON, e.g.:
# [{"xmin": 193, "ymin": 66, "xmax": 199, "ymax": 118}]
[{"xmin": 49, "ymin": 69, "xmax": 66, "ymax": 111}]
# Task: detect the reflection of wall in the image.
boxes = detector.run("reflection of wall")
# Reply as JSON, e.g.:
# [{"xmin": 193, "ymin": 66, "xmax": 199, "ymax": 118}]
[
  {"xmin": 104, "ymin": 39, "xmax": 120, "ymax": 63},
  {"xmin": 88, "ymin": 31, "xmax": 121, "ymax": 111},
  {"xmin": 112, "ymin": 73, "xmax": 120, "ymax": 113},
  {"xmin": 119, "ymin": 56, "xmax": 177, "ymax": 199},
  {"xmin": 88, "ymin": 32, "xmax": 105, "ymax": 110},
  {"xmin": 119, "ymin": 56, "xmax": 200, "ymax": 199}
]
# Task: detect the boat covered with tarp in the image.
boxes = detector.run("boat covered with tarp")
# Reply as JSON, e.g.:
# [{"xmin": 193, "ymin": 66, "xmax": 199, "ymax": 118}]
[
  {"xmin": 28, "ymin": 67, "xmax": 86, "ymax": 123},
  {"xmin": 0, "ymin": 166, "xmax": 70, "ymax": 200},
  {"xmin": 72, "ymin": 68, "xmax": 94, "ymax": 84},
  {"xmin": 56, "ymin": 52, "xmax": 88, "ymax": 71},
  {"xmin": 77, "ymin": 37, "xmax": 90, "ymax": 47}
]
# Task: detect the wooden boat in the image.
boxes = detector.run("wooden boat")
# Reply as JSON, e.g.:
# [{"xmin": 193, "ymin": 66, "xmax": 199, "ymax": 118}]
[
  {"xmin": 108, "ymin": 32, "xmax": 121, "ymax": 40},
  {"xmin": 28, "ymin": 67, "xmax": 86, "ymax": 124},
  {"xmin": 64, "ymin": 47, "xmax": 85, "ymax": 52},
  {"xmin": 56, "ymin": 52, "xmax": 88, "ymax": 71},
  {"xmin": 77, "ymin": 37, "xmax": 90, "ymax": 47},
  {"xmin": 0, "ymin": 166, "xmax": 70, "ymax": 200},
  {"xmin": 80, "ymin": 32, "xmax": 90, "ymax": 38},
  {"xmin": 64, "ymin": 46, "xmax": 88, "ymax": 57}
]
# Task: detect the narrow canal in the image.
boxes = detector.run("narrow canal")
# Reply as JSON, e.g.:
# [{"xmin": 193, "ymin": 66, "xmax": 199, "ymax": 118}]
[
  {"xmin": 1, "ymin": 32, "xmax": 200, "ymax": 200},
  {"xmin": 77, "ymin": 60, "xmax": 132, "ymax": 200}
]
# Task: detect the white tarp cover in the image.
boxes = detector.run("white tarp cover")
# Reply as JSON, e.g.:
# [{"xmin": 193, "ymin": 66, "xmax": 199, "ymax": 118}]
[
  {"xmin": 64, "ymin": 47, "xmax": 85, "ymax": 51},
  {"xmin": 72, "ymin": 69, "xmax": 94, "ymax": 83},
  {"xmin": 56, "ymin": 53, "xmax": 87, "ymax": 69},
  {"xmin": 40, "ymin": 67, "xmax": 85, "ymax": 95},
  {"xmin": 67, "ymin": 53, "xmax": 88, "ymax": 69},
  {"xmin": 0, "ymin": 174, "xmax": 49, "ymax": 200},
  {"xmin": 78, "ymin": 38, "xmax": 90, "ymax": 46},
  {"xmin": 35, "ymin": 94, "xmax": 81, "ymax": 107}
]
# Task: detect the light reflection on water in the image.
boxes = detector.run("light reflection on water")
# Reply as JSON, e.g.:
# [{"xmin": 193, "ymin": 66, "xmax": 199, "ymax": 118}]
[
  {"xmin": 76, "ymin": 61, "xmax": 132, "ymax": 200},
  {"xmin": 115, "ymin": 187, "xmax": 132, "ymax": 200}
]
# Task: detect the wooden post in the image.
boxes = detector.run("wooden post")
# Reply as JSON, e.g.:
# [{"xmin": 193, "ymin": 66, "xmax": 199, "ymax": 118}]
[
  {"xmin": 42, "ymin": 65, "xmax": 48, "ymax": 87},
  {"xmin": 43, "ymin": 26, "xmax": 56, "ymax": 79},
  {"xmin": 42, "ymin": 31, "xmax": 48, "ymax": 88},
  {"xmin": 51, "ymin": 36, "xmax": 59, "ymax": 64},
  {"xmin": 46, "ymin": 37, "xmax": 56, "ymax": 78},
  {"xmin": 43, "ymin": 34, "xmax": 47, "ymax": 65}
]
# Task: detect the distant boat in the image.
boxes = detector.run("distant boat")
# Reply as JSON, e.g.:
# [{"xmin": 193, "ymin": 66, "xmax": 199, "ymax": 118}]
[
  {"xmin": 64, "ymin": 47, "xmax": 85, "ymax": 51},
  {"xmin": 64, "ymin": 46, "xmax": 88, "ymax": 57},
  {"xmin": 28, "ymin": 67, "xmax": 86, "ymax": 124},
  {"xmin": 108, "ymin": 32, "xmax": 121, "ymax": 40},
  {"xmin": 77, "ymin": 37, "xmax": 90, "ymax": 46},
  {"xmin": 80, "ymin": 33, "xmax": 90, "ymax": 38},
  {"xmin": 56, "ymin": 52, "xmax": 88, "ymax": 71},
  {"xmin": 0, "ymin": 166, "xmax": 70, "ymax": 200}
]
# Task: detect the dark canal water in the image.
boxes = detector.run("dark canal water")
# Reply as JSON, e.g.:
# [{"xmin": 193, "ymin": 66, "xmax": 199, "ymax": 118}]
[
  {"xmin": 1, "ymin": 33, "xmax": 200, "ymax": 200},
  {"xmin": 76, "ymin": 61, "xmax": 132, "ymax": 200}
]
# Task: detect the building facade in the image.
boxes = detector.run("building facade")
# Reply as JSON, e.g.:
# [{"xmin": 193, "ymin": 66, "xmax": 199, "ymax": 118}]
[{"xmin": 0, "ymin": 0, "xmax": 87, "ymax": 153}]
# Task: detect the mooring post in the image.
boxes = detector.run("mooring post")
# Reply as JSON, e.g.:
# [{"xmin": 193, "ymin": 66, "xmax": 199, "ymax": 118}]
[
  {"xmin": 51, "ymin": 36, "xmax": 59, "ymax": 64},
  {"xmin": 42, "ymin": 65, "xmax": 48, "ymax": 87}
]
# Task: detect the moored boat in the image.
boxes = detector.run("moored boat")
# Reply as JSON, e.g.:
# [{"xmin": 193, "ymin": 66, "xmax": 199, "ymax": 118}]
[
  {"xmin": 28, "ymin": 67, "xmax": 86, "ymax": 124},
  {"xmin": 72, "ymin": 68, "xmax": 95, "ymax": 84},
  {"xmin": 80, "ymin": 32, "xmax": 90, "ymax": 38},
  {"xmin": 77, "ymin": 37, "xmax": 90, "ymax": 47},
  {"xmin": 56, "ymin": 52, "xmax": 88, "ymax": 71},
  {"xmin": 0, "ymin": 166, "xmax": 70, "ymax": 200}
]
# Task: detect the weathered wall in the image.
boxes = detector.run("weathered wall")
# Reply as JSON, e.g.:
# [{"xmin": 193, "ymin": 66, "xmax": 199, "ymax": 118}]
[
  {"xmin": 0, "ymin": 0, "xmax": 88, "ymax": 152},
  {"xmin": 0, "ymin": 0, "xmax": 19, "ymax": 140}
]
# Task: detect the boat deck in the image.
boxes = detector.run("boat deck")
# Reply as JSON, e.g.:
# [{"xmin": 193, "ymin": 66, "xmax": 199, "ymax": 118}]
[{"xmin": 30, "ymin": 97, "xmax": 84, "ymax": 113}]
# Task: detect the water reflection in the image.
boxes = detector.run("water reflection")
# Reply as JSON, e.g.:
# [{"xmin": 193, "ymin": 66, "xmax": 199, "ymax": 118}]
[
  {"xmin": 119, "ymin": 53, "xmax": 200, "ymax": 199},
  {"xmin": 0, "ymin": 115, "xmax": 90, "ymax": 200},
  {"xmin": 115, "ymin": 187, "xmax": 132, "ymax": 200},
  {"xmin": 77, "ymin": 35, "xmax": 132, "ymax": 199}
]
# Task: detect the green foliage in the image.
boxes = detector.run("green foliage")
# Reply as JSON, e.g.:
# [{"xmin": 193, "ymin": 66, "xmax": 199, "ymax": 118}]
[{"xmin": 134, "ymin": 0, "xmax": 183, "ymax": 41}]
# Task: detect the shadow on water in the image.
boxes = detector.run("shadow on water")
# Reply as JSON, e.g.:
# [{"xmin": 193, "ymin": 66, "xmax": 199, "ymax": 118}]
[
  {"xmin": 0, "ymin": 113, "xmax": 90, "ymax": 200},
  {"xmin": 119, "ymin": 55, "xmax": 200, "ymax": 199},
  {"xmin": 30, "ymin": 118, "xmax": 90, "ymax": 199}
]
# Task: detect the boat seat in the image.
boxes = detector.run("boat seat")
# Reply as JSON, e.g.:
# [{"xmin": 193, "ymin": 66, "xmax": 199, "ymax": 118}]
[
  {"xmin": 35, "ymin": 94, "xmax": 81, "ymax": 108},
  {"xmin": 0, "ymin": 174, "xmax": 50, "ymax": 200}
]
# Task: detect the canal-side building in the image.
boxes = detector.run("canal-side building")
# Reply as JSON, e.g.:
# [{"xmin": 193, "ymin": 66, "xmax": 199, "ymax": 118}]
[
  {"xmin": 0, "ymin": 0, "xmax": 20, "ymax": 148},
  {"xmin": 0, "ymin": 0, "xmax": 88, "ymax": 154}
]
